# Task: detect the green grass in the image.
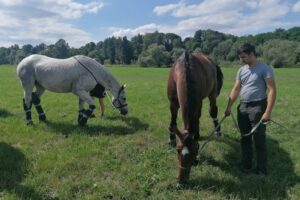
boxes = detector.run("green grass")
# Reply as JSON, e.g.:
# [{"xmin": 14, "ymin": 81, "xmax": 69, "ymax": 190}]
[{"xmin": 0, "ymin": 65, "xmax": 300, "ymax": 200}]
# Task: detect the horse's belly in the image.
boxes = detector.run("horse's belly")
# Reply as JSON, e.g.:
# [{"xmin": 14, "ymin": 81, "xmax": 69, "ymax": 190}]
[
  {"xmin": 45, "ymin": 81, "xmax": 73, "ymax": 93},
  {"xmin": 35, "ymin": 69, "xmax": 77, "ymax": 93},
  {"xmin": 38, "ymin": 77, "xmax": 73, "ymax": 93}
]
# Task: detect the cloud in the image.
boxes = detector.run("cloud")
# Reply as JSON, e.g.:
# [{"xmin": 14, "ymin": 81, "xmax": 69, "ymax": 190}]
[
  {"xmin": 153, "ymin": 2, "xmax": 183, "ymax": 16},
  {"xmin": 110, "ymin": 0, "xmax": 295, "ymax": 39},
  {"xmin": 110, "ymin": 24, "xmax": 161, "ymax": 38},
  {"xmin": 292, "ymin": 1, "xmax": 300, "ymax": 12},
  {"xmin": 36, "ymin": 0, "xmax": 104, "ymax": 19},
  {"xmin": 0, "ymin": 0, "xmax": 104, "ymax": 47},
  {"xmin": 0, "ymin": 0, "xmax": 23, "ymax": 6}
]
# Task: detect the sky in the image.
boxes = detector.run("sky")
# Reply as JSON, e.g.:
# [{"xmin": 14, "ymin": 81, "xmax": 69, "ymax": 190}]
[{"xmin": 0, "ymin": 0, "xmax": 300, "ymax": 48}]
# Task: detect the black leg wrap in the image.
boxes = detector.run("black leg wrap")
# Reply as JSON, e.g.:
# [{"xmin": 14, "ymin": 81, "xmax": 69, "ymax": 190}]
[
  {"xmin": 212, "ymin": 119, "xmax": 221, "ymax": 137},
  {"xmin": 23, "ymin": 98, "xmax": 33, "ymax": 125},
  {"xmin": 31, "ymin": 92, "xmax": 40, "ymax": 105},
  {"xmin": 78, "ymin": 109, "xmax": 87, "ymax": 126},
  {"xmin": 209, "ymin": 106, "xmax": 218, "ymax": 119},
  {"xmin": 31, "ymin": 92, "xmax": 46, "ymax": 121},
  {"xmin": 168, "ymin": 127, "xmax": 177, "ymax": 147},
  {"xmin": 89, "ymin": 105, "xmax": 96, "ymax": 110},
  {"xmin": 210, "ymin": 106, "xmax": 221, "ymax": 135}
]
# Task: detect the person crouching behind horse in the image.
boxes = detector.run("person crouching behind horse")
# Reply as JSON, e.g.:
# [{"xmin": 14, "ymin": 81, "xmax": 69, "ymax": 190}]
[
  {"xmin": 89, "ymin": 83, "xmax": 106, "ymax": 117},
  {"xmin": 225, "ymin": 43, "xmax": 277, "ymax": 176}
]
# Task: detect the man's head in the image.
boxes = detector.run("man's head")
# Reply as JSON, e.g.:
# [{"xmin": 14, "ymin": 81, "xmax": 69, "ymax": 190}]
[{"xmin": 237, "ymin": 43, "xmax": 257, "ymax": 66}]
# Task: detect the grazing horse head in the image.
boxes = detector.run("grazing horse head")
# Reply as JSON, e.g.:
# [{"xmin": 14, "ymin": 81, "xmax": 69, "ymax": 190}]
[
  {"xmin": 176, "ymin": 130, "xmax": 199, "ymax": 183},
  {"xmin": 167, "ymin": 51, "xmax": 223, "ymax": 183},
  {"xmin": 112, "ymin": 84, "xmax": 128, "ymax": 115}
]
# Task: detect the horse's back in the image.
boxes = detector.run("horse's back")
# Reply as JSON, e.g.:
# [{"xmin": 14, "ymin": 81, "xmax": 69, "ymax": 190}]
[
  {"xmin": 169, "ymin": 52, "xmax": 218, "ymax": 99},
  {"xmin": 17, "ymin": 55, "xmax": 83, "ymax": 93}
]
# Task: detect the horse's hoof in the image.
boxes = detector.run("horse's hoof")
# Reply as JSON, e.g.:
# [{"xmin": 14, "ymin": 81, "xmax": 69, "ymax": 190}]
[
  {"xmin": 78, "ymin": 123, "xmax": 86, "ymax": 126},
  {"xmin": 26, "ymin": 120, "xmax": 33, "ymax": 125},
  {"xmin": 39, "ymin": 115, "xmax": 47, "ymax": 122},
  {"xmin": 168, "ymin": 139, "xmax": 176, "ymax": 147},
  {"xmin": 78, "ymin": 118, "xmax": 87, "ymax": 126},
  {"xmin": 215, "ymin": 131, "xmax": 222, "ymax": 137},
  {"xmin": 193, "ymin": 158, "xmax": 200, "ymax": 166}
]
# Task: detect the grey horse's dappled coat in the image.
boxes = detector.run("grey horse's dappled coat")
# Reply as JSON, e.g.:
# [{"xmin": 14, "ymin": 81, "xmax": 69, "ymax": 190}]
[{"xmin": 17, "ymin": 54, "xmax": 128, "ymax": 125}]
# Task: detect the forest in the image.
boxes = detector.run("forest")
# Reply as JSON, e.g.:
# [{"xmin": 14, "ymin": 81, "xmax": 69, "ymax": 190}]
[{"xmin": 0, "ymin": 26, "xmax": 299, "ymax": 68}]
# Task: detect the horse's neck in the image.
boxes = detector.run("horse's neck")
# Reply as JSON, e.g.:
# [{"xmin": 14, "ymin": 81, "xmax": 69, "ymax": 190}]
[{"xmin": 97, "ymin": 69, "xmax": 120, "ymax": 98}]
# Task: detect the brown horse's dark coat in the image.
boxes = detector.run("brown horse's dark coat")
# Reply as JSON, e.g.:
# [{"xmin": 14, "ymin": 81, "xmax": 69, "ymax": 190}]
[{"xmin": 167, "ymin": 52, "xmax": 223, "ymax": 183}]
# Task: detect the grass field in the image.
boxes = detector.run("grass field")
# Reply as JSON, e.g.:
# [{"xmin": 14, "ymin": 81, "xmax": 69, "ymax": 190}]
[{"xmin": 0, "ymin": 65, "xmax": 300, "ymax": 200}]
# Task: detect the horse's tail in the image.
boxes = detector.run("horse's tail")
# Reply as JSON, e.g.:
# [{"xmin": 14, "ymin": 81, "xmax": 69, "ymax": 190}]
[
  {"xmin": 183, "ymin": 51, "xmax": 198, "ymax": 137},
  {"xmin": 216, "ymin": 64, "xmax": 223, "ymax": 96}
]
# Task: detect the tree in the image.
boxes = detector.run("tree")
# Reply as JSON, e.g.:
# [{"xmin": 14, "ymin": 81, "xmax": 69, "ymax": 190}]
[
  {"xmin": 131, "ymin": 34, "xmax": 143, "ymax": 61},
  {"xmin": 0, "ymin": 47, "xmax": 9, "ymax": 64},
  {"xmin": 137, "ymin": 44, "xmax": 170, "ymax": 67},
  {"xmin": 261, "ymin": 39, "xmax": 299, "ymax": 68},
  {"xmin": 33, "ymin": 43, "xmax": 47, "ymax": 54},
  {"xmin": 103, "ymin": 37, "xmax": 116, "ymax": 64},
  {"xmin": 164, "ymin": 33, "xmax": 183, "ymax": 52},
  {"xmin": 212, "ymin": 39, "xmax": 234, "ymax": 62},
  {"xmin": 184, "ymin": 37, "xmax": 195, "ymax": 52},
  {"xmin": 121, "ymin": 36, "xmax": 133, "ymax": 64},
  {"xmin": 53, "ymin": 39, "xmax": 70, "ymax": 58}
]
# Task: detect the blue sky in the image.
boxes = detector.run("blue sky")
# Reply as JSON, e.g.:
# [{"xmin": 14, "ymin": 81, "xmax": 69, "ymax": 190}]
[{"xmin": 0, "ymin": 0, "xmax": 300, "ymax": 47}]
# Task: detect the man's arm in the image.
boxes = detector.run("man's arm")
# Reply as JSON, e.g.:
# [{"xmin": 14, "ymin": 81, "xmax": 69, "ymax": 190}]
[
  {"xmin": 225, "ymin": 80, "xmax": 241, "ymax": 116},
  {"xmin": 261, "ymin": 77, "xmax": 276, "ymax": 121}
]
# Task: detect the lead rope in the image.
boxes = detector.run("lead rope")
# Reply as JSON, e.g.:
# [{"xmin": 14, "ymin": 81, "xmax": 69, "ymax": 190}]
[
  {"xmin": 231, "ymin": 113, "xmax": 291, "ymax": 136},
  {"xmin": 198, "ymin": 115, "xmax": 227, "ymax": 154}
]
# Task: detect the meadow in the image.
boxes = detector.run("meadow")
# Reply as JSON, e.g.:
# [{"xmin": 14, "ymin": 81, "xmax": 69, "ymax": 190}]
[{"xmin": 0, "ymin": 65, "xmax": 300, "ymax": 200}]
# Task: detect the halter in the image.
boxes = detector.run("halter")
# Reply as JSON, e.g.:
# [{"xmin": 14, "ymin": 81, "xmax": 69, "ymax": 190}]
[{"xmin": 112, "ymin": 86, "xmax": 128, "ymax": 109}]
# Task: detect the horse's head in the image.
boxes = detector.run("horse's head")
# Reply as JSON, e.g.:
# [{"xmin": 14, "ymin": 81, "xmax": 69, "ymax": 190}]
[
  {"xmin": 176, "ymin": 131, "xmax": 199, "ymax": 183},
  {"xmin": 112, "ymin": 84, "xmax": 128, "ymax": 115}
]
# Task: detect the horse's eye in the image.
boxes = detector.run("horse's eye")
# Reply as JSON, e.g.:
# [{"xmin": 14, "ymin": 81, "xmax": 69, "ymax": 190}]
[{"xmin": 123, "ymin": 98, "xmax": 126, "ymax": 101}]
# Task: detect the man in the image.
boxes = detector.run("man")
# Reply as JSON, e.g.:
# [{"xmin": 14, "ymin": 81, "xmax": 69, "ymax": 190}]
[{"xmin": 225, "ymin": 43, "xmax": 277, "ymax": 176}]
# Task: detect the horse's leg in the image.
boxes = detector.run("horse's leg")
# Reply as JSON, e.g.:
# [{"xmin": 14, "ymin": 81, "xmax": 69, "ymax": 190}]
[
  {"xmin": 32, "ymin": 85, "xmax": 46, "ymax": 122},
  {"xmin": 195, "ymin": 101, "xmax": 202, "ymax": 141},
  {"xmin": 191, "ymin": 101, "xmax": 202, "ymax": 165},
  {"xmin": 168, "ymin": 99, "xmax": 179, "ymax": 147},
  {"xmin": 21, "ymin": 82, "xmax": 34, "ymax": 125},
  {"xmin": 208, "ymin": 94, "xmax": 221, "ymax": 136},
  {"xmin": 74, "ymin": 90, "xmax": 96, "ymax": 126},
  {"xmin": 77, "ymin": 98, "xmax": 85, "ymax": 124}
]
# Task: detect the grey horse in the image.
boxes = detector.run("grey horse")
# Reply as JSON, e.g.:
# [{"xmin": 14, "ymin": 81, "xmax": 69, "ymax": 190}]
[{"xmin": 17, "ymin": 54, "xmax": 128, "ymax": 125}]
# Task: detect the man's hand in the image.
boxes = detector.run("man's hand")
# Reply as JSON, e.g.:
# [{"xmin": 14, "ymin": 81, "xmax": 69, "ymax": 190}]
[
  {"xmin": 261, "ymin": 112, "xmax": 271, "ymax": 122},
  {"xmin": 224, "ymin": 107, "xmax": 231, "ymax": 117}
]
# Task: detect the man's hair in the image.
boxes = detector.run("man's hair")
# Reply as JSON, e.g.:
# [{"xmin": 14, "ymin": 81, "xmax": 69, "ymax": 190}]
[{"xmin": 237, "ymin": 43, "xmax": 256, "ymax": 56}]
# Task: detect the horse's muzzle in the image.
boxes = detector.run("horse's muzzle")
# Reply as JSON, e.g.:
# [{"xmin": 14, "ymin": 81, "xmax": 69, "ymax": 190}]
[{"xmin": 120, "ymin": 107, "xmax": 128, "ymax": 115}]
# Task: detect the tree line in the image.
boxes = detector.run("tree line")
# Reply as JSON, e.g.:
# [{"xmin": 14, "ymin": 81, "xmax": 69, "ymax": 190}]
[{"xmin": 1, "ymin": 27, "xmax": 300, "ymax": 68}]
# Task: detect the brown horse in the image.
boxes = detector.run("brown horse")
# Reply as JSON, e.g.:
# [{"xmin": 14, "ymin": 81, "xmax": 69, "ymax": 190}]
[{"xmin": 167, "ymin": 51, "xmax": 223, "ymax": 183}]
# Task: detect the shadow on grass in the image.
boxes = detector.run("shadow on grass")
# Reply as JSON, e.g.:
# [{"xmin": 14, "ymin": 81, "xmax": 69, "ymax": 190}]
[
  {"xmin": 178, "ymin": 135, "xmax": 300, "ymax": 199},
  {"xmin": 43, "ymin": 115, "xmax": 149, "ymax": 137},
  {"xmin": 0, "ymin": 108, "xmax": 13, "ymax": 118},
  {"xmin": 0, "ymin": 142, "xmax": 44, "ymax": 200}
]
